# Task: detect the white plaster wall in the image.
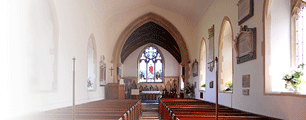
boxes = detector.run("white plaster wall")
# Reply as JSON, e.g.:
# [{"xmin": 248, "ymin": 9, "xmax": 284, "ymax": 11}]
[
  {"xmin": 192, "ymin": 0, "xmax": 239, "ymax": 106},
  {"xmin": 40, "ymin": 0, "xmax": 110, "ymax": 109},
  {"xmin": 4, "ymin": 0, "xmax": 193, "ymax": 118},
  {"xmin": 4, "ymin": 0, "xmax": 305, "ymax": 119},
  {"xmin": 2, "ymin": 0, "xmax": 112, "ymax": 119},
  {"xmin": 123, "ymin": 44, "xmax": 180, "ymax": 78},
  {"xmin": 192, "ymin": 0, "xmax": 306, "ymax": 119}
]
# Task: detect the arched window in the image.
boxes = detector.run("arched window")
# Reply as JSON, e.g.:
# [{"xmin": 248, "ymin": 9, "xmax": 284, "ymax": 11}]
[
  {"xmin": 138, "ymin": 45, "xmax": 163, "ymax": 83},
  {"xmin": 265, "ymin": 0, "xmax": 306, "ymax": 94},
  {"xmin": 199, "ymin": 38, "xmax": 207, "ymax": 91},
  {"xmin": 87, "ymin": 35, "xmax": 97, "ymax": 90},
  {"xmin": 218, "ymin": 18, "xmax": 233, "ymax": 92}
]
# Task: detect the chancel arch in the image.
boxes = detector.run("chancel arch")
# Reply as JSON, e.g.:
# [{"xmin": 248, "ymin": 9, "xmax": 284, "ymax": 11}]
[
  {"xmin": 218, "ymin": 16, "xmax": 234, "ymax": 92},
  {"xmin": 112, "ymin": 12, "xmax": 190, "ymax": 85}
]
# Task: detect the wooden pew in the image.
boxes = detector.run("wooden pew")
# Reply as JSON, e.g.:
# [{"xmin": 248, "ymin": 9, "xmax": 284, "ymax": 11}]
[
  {"xmin": 20, "ymin": 99, "xmax": 141, "ymax": 120},
  {"xmin": 159, "ymin": 98, "xmax": 280, "ymax": 120}
]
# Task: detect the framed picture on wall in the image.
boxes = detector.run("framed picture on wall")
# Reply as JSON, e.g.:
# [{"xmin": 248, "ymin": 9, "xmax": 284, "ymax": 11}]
[
  {"xmin": 238, "ymin": 0, "xmax": 254, "ymax": 25},
  {"xmin": 99, "ymin": 56, "xmax": 106, "ymax": 86},
  {"xmin": 117, "ymin": 65, "xmax": 122, "ymax": 78},
  {"xmin": 209, "ymin": 81, "xmax": 213, "ymax": 88},
  {"xmin": 207, "ymin": 25, "xmax": 215, "ymax": 72},
  {"xmin": 234, "ymin": 26, "xmax": 256, "ymax": 64},
  {"xmin": 192, "ymin": 59, "xmax": 198, "ymax": 77},
  {"xmin": 100, "ymin": 65, "xmax": 106, "ymax": 86}
]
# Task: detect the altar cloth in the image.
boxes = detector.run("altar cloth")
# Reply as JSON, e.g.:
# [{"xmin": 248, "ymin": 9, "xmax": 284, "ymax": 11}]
[{"xmin": 141, "ymin": 91, "xmax": 161, "ymax": 94}]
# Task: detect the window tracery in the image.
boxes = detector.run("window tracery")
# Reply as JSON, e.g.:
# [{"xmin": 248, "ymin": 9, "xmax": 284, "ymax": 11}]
[{"xmin": 138, "ymin": 46, "xmax": 163, "ymax": 83}]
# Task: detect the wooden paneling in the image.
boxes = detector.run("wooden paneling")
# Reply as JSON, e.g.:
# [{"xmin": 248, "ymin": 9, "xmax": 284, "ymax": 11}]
[
  {"xmin": 119, "ymin": 85, "xmax": 125, "ymax": 100},
  {"xmin": 159, "ymin": 98, "xmax": 281, "ymax": 120},
  {"xmin": 106, "ymin": 83, "xmax": 125, "ymax": 99},
  {"xmin": 20, "ymin": 100, "xmax": 142, "ymax": 120}
]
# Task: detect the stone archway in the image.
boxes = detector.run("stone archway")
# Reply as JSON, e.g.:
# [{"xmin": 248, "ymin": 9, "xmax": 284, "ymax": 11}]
[{"xmin": 111, "ymin": 12, "xmax": 190, "ymax": 84}]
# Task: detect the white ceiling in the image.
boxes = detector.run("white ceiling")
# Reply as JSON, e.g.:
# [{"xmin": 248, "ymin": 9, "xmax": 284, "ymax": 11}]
[{"xmin": 88, "ymin": 0, "xmax": 213, "ymax": 27}]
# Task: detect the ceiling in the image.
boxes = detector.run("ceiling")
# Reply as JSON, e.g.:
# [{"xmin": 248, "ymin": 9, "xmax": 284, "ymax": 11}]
[
  {"xmin": 88, "ymin": 0, "xmax": 213, "ymax": 27},
  {"xmin": 121, "ymin": 21, "xmax": 181, "ymax": 63}
]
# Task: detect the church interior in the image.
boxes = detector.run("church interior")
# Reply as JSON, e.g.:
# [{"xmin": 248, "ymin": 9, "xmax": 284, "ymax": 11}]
[{"xmin": 1, "ymin": 0, "xmax": 306, "ymax": 119}]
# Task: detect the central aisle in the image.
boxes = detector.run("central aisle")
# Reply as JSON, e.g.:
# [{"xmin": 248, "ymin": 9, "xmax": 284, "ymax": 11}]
[{"xmin": 139, "ymin": 101, "xmax": 160, "ymax": 120}]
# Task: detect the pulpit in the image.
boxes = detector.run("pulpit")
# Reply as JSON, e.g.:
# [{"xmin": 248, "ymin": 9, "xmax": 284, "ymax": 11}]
[{"xmin": 106, "ymin": 83, "xmax": 125, "ymax": 99}]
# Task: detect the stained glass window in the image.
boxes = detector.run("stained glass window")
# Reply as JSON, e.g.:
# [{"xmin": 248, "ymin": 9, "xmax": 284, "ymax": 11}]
[{"xmin": 139, "ymin": 46, "xmax": 163, "ymax": 83}]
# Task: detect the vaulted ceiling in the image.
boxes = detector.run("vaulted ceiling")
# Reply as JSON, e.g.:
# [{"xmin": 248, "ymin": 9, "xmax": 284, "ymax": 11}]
[
  {"xmin": 121, "ymin": 21, "xmax": 181, "ymax": 63},
  {"xmin": 88, "ymin": 0, "xmax": 213, "ymax": 27}
]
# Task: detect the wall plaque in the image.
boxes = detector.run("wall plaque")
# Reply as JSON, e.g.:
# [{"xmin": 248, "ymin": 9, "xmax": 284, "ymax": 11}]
[
  {"xmin": 242, "ymin": 74, "xmax": 250, "ymax": 88},
  {"xmin": 209, "ymin": 81, "xmax": 214, "ymax": 88},
  {"xmin": 235, "ymin": 26, "xmax": 256, "ymax": 64},
  {"xmin": 243, "ymin": 89, "xmax": 249, "ymax": 95},
  {"xmin": 238, "ymin": 0, "xmax": 254, "ymax": 25},
  {"xmin": 100, "ymin": 56, "xmax": 106, "ymax": 86},
  {"xmin": 192, "ymin": 59, "xmax": 198, "ymax": 77},
  {"xmin": 207, "ymin": 25, "xmax": 215, "ymax": 72},
  {"xmin": 117, "ymin": 65, "xmax": 122, "ymax": 78},
  {"xmin": 200, "ymin": 92, "xmax": 203, "ymax": 98}
]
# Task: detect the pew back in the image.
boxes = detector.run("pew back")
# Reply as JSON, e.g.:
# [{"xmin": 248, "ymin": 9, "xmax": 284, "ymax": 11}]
[{"xmin": 159, "ymin": 98, "xmax": 280, "ymax": 120}]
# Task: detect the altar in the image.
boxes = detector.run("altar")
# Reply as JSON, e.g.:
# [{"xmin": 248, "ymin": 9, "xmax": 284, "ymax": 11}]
[
  {"xmin": 140, "ymin": 91, "xmax": 162, "ymax": 101},
  {"xmin": 123, "ymin": 77, "xmax": 179, "ymax": 100}
]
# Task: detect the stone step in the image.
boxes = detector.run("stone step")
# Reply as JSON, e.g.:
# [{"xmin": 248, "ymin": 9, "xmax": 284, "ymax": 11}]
[
  {"xmin": 139, "ymin": 118, "xmax": 160, "ymax": 120},
  {"xmin": 142, "ymin": 112, "xmax": 159, "ymax": 117},
  {"xmin": 140, "ymin": 103, "xmax": 160, "ymax": 120}
]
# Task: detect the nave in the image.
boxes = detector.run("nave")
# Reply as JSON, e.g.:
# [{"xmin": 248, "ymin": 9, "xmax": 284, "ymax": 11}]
[{"xmin": 18, "ymin": 98, "xmax": 281, "ymax": 120}]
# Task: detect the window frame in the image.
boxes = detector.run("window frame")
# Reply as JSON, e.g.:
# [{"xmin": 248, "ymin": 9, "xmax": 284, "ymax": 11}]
[
  {"xmin": 291, "ymin": 0, "xmax": 306, "ymax": 68},
  {"xmin": 263, "ymin": 0, "xmax": 306, "ymax": 97},
  {"xmin": 218, "ymin": 17, "xmax": 234, "ymax": 93},
  {"xmin": 87, "ymin": 34, "xmax": 97, "ymax": 91},
  {"xmin": 199, "ymin": 38, "xmax": 207, "ymax": 91},
  {"xmin": 138, "ymin": 44, "xmax": 165, "ymax": 83}
]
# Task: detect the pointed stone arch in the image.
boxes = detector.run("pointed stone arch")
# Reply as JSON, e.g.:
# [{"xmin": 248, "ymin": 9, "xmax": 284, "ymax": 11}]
[{"xmin": 112, "ymin": 12, "xmax": 190, "ymax": 83}]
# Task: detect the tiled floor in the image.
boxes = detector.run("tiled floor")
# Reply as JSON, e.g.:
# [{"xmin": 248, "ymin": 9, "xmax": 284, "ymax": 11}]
[{"xmin": 139, "ymin": 102, "xmax": 160, "ymax": 120}]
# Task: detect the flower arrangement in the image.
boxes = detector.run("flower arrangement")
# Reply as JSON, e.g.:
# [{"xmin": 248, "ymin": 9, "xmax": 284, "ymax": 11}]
[
  {"xmin": 200, "ymin": 83, "xmax": 206, "ymax": 91},
  {"xmin": 87, "ymin": 76, "xmax": 93, "ymax": 88},
  {"xmin": 224, "ymin": 80, "xmax": 233, "ymax": 91},
  {"xmin": 282, "ymin": 63, "xmax": 304, "ymax": 91},
  {"xmin": 185, "ymin": 85, "xmax": 195, "ymax": 94}
]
